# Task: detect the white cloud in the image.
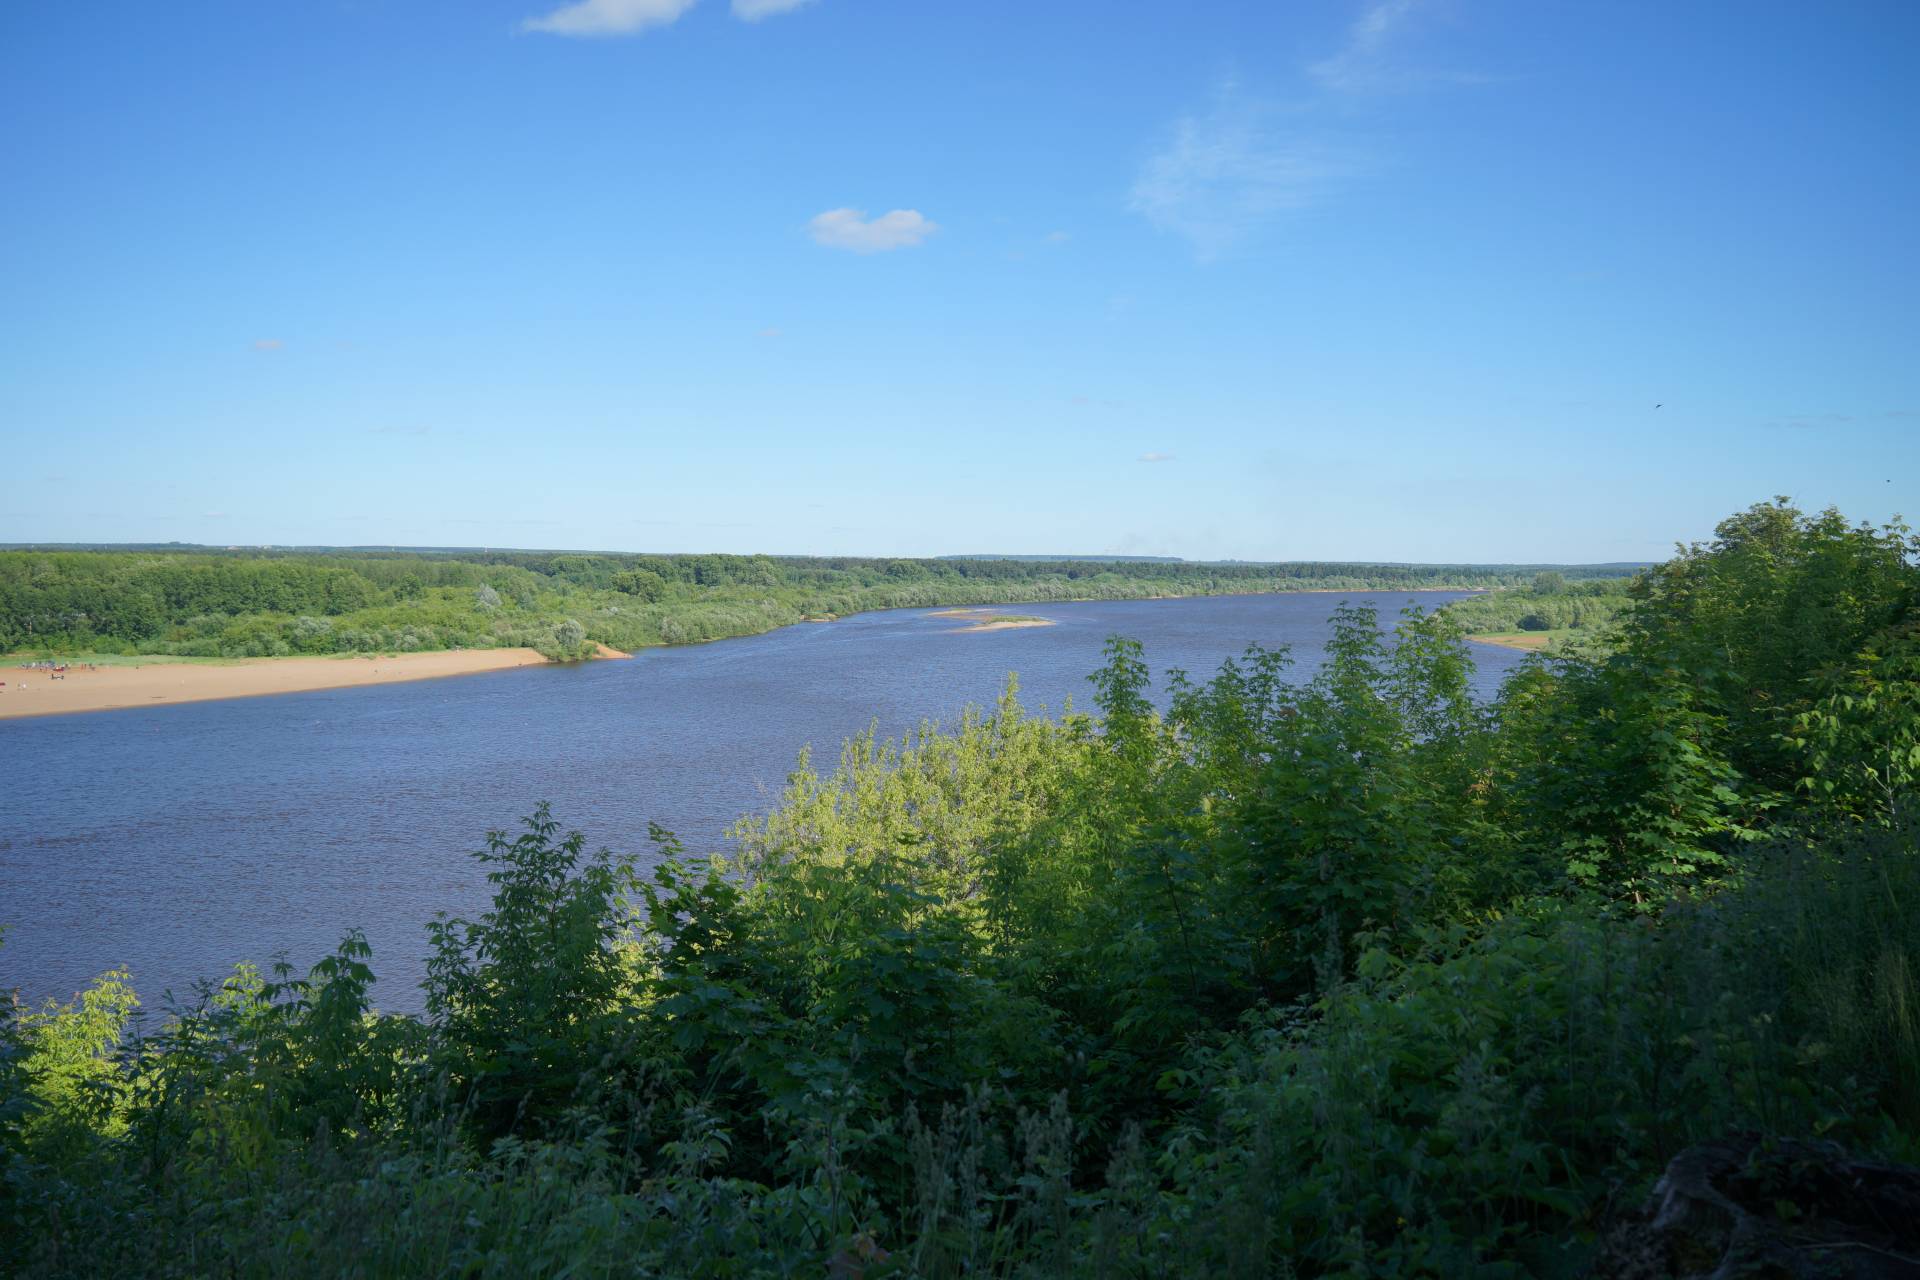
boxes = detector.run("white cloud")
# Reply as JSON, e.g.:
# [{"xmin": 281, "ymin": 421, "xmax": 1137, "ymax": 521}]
[
  {"xmin": 808, "ymin": 207, "xmax": 937, "ymax": 253},
  {"xmin": 1309, "ymin": 0, "xmax": 1419, "ymax": 89},
  {"xmin": 1045, "ymin": 230, "xmax": 1071, "ymax": 244},
  {"xmin": 1131, "ymin": 3, "xmax": 1488, "ymax": 257},
  {"xmin": 252, "ymin": 338, "xmax": 284, "ymax": 351},
  {"xmin": 1354, "ymin": 0, "xmax": 1421, "ymax": 52},
  {"xmin": 1310, "ymin": 0, "xmax": 1489, "ymax": 93},
  {"xmin": 756, "ymin": 326, "xmax": 783, "ymax": 338},
  {"xmin": 1129, "ymin": 82, "xmax": 1357, "ymax": 259},
  {"xmin": 522, "ymin": 0, "xmax": 697, "ymax": 37},
  {"xmin": 731, "ymin": 0, "xmax": 816, "ymax": 20},
  {"xmin": 1770, "ymin": 408, "xmax": 1920, "ymax": 431},
  {"xmin": 1138, "ymin": 451, "xmax": 1176, "ymax": 463}
]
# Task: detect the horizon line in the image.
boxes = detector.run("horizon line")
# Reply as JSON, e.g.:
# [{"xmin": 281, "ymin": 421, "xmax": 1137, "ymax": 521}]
[{"xmin": 0, "ymin": 541, "xmax": 1654, "ymax": 571}]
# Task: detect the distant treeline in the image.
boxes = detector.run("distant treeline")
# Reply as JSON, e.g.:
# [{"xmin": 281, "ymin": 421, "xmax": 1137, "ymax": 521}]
[{"xmin": 0, "ymin": 548, "xmax": 1637, "ymax": 661}]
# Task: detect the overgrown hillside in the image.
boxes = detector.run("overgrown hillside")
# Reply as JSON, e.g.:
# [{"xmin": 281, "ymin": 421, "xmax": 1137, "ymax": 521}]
[
  {"xmin": 3, "ymin": 499, "xmax": 1917, "ymax": 1277},
  {"xmin": 0, "ymin": 548, "xmax": 1632, "ymax": 661}
]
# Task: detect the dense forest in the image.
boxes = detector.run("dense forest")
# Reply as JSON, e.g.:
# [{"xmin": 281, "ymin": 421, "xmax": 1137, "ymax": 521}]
[
  {"xmin": 0, "ymin": 547, "xmax": 1634, "ymax": 661},
  {"xmin": 4, "ymin": 499, "xmax": 1918, "ymax": 1277}
]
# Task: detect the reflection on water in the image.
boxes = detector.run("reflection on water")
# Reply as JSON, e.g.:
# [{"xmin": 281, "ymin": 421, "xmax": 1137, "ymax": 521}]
[{"xmin": 0, "ymin": 593, "xmax": 1527, "ymax": 1012}]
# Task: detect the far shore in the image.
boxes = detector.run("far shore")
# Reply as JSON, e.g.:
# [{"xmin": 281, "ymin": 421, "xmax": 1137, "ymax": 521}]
[{"xmin": 0, "ymin": 648, "xmax": 628, "ymax": 720}]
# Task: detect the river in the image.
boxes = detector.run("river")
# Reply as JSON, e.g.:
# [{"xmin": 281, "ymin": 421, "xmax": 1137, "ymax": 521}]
[{"xmin": 0, "ymin": 592, "xmax": 1530, "ymax": 1014}]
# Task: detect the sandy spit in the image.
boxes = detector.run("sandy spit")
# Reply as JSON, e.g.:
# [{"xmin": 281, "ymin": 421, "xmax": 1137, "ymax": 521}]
[
  {"xmin": 0, "ymin": 649, "xmax": 589, "ymax": 720},
  {"xmin": 929, "ymin": 608, "xmax": 1057, "ymax": 634},
  {"xmin": 1469, "ymin": 632, "xmax": 1554, "ymax": 651},
  {"xmin": 949, "ymin": 618, "xmax": 1055, "ymax": 633}
]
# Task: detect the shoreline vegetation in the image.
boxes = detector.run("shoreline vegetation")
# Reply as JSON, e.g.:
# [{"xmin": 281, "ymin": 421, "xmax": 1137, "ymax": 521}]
[
  {"xmin": 1446, "ymin": 571, "xmax": 1637, "ymax": 654},
  {"xmin": 4, "ymin": 501, "xmax": 1916, "ymax": 1277},
  {"xmin": 0, "ymin": 546, "xmax": 1637, "ymax": 666}
]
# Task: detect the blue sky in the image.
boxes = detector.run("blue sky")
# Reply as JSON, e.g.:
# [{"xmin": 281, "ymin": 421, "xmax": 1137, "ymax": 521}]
[{"xmin": 2, "ymin": 0, "xmax": 1915, "ymax": 562}]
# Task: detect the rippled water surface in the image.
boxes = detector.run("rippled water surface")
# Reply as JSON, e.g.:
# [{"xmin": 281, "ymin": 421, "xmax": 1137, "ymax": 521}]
[{"xmin": 1, "ymin": 593, "xmax": 1527, "ymax": 1012}]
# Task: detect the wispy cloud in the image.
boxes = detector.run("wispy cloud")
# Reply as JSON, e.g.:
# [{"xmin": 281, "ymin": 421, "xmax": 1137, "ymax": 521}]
[
  {"xmin": 522, "ymin": 0, "xmax": 697, "ymax": 37},
  {"xmin": 756, "ymin": 326, "xmax": 783, "ymax": 338},
  {"xmin": 1309, "ymin": 0, "xmax": 1418, "ymax": 91},
  {"xmin": 808, "ymin": 207, "xmax": 938, "ymax": 253},
  {"xmin": 252, "ymin": 338, "xmax": 284, "ymax": 351},
  {"xmin": 1769, "ymin": 409, "xmax": 1919, "ymax": 431},
  {"xmin": 630, "ymin": 518, "xmax": 752, "ymax": 528},
  {"xmin": 203, "ymin": 511, "xmax": 229, "ymax": 519},
  {"xmin": 371, "ymin": 425, "xmax": 432, "ymax": 436},
  {"xmin": 1138, "ymin": 451, "xmax": 1176, "ymax": 463},
  {"xmin": 1310, "ymin": 0, "xmax": 1491, "ymax": 93},
  {"xmin": 1045, "ymin": 230, "xmax": 1071, "ymax": 244},
  {"xmin": 445, "ymin": 518, "xmax": 563, "ymax": 527},
  {"xmin": 1129, "ymin": 81, "xmax": 1358, "ymax": 259},
  {"xmin": 732, "ymin": 0, "xmax": 815, "ymax": 20},
  {"xmin": 1131, "ymin": 2, "xmax": 1492, "ymax": 257},
  {"xmin": 522, "ymin": 0, "xmax": 819, "ymax": 35}
]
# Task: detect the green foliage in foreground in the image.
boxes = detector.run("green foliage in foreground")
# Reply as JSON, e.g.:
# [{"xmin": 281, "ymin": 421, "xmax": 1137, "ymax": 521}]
[
  {"xmin": 4, "ymin": 499, "xmax": 1919, "ymax": 1278},
  {"xmin": 0, "ymin": 545, "xmax": 1632, "ymax": 661}
]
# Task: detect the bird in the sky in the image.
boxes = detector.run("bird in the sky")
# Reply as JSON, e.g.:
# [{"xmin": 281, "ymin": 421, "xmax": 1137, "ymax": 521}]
[{"xmin": 1654, "ymin": 403, "xmax": 1663, "ymax": 409}]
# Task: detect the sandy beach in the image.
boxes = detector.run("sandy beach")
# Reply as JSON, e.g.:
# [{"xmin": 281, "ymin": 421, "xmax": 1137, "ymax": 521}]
[{"xmin": 0, "ymin": 649, "xmax": 568, "ymax": 719}]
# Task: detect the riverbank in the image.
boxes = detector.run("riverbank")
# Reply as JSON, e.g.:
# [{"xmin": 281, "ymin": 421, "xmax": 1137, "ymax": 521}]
[
  {"xmin": 0, "ymin": 648, "xmax": 578, "ymax": 719},
  {"xmin": 1469, "ymin": 631, "xmax": 1558, "ymax": 651}
]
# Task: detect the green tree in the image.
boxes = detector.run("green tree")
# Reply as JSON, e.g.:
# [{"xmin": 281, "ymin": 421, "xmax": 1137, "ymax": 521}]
[
  {"xmin": 1787, "ymin": 618, "xmax": 1920, "ymax": 825},
  {"xmin": 1626, "ymin": 498, "xmax": 1918, "ymax": 786},
  {"xmin": 424, "ymin": 805, "xmax": 640, "ymax": 1140},
  {"xmin": 14, "ymin": 968, "xmax": 137, "ymax": 1163},
  {"xmin": 611, "ymin": 568, "xmax": 667, "ymax": 602}
]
